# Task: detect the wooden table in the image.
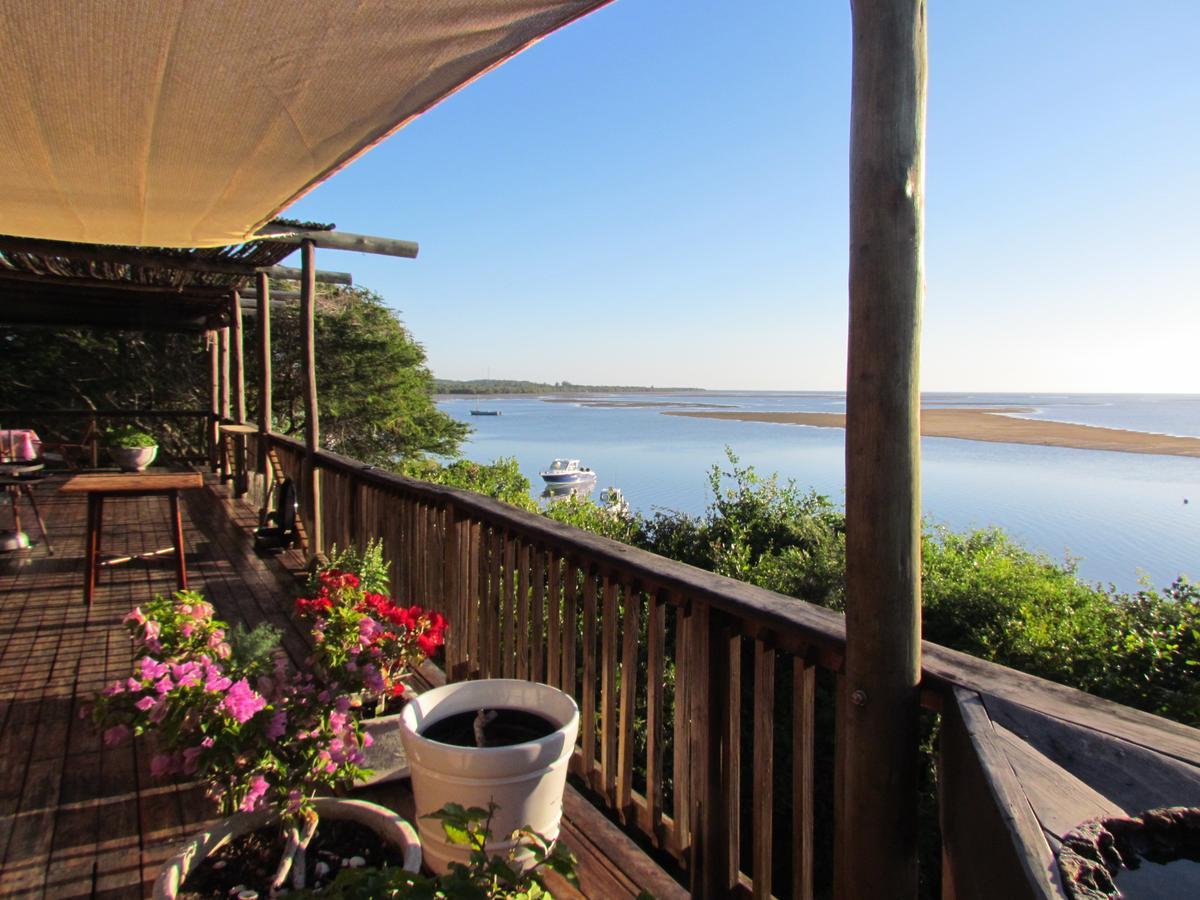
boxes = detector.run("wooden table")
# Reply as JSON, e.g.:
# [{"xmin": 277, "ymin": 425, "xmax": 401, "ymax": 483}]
[{"xmin": 59, "ymin": 470, "xmax": 204, "ymax": 605}]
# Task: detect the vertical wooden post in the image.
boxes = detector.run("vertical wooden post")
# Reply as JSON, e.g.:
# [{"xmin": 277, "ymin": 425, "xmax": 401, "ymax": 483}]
[
  {"xmin": 300, "ymin": 239, "xmax": 323, "ymax": 557},
  {"xmin": 218, "ymin": 326, "xmax": 230, "ymax": 420},
  {"xmin": 231, "ymin": 291, "xmax": 246, "ymax": 423},
  {"xmin": 256, "ymin": 271, "xmax": 272, "ymax": 475},
  {"xmin": 207, "ymin": 330, "xmax": 220, "ymax": 470},
  {"xmin": 841, "ymin": 2, "xmax": 927, "ymax": 899}
]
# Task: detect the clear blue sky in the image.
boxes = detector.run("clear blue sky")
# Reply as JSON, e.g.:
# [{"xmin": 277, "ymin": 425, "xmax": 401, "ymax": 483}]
[{"xmin": 284, "ymin": 1, "xmax": 1200, "ymax": 393}]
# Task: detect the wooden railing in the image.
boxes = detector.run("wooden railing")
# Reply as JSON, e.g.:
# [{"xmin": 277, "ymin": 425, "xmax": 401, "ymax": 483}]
[
  {"xmin": 248, "ymin": 433, "xmax": 1200, "ymax": 900},
  {"xmin": 0, "ymin": 408, "xmax": 211, "ymax": 464}
]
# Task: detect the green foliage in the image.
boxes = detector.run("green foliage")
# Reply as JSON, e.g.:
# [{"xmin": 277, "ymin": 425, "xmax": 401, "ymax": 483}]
[
  {"xmin": 321, "ymin": 538, "xmax": 392, "ymax": 594},
  {"xmin": 258, "ymin": 288, "xmax": 468, "ymax": 465},
  {"xmin": 105, "ymin": 425, "xmax": 157, "ymax": 448},
  {"xmin": 226, "ymin": 621, "xmax": 283, "ymax": 673},
  {"xmin": 401, "ymin": 457, "xmax": 539, "ymax": 512},
  {"xmin": 541, "ymin": 495, "xmax": 644, "ymax": 544},
  {"xmin": 0, "ymin": 327, "xmax": 209, "ymax": 458},
  {"xmin": 298, "ymin": 802, "xmax": 578, "ymax": 899}
]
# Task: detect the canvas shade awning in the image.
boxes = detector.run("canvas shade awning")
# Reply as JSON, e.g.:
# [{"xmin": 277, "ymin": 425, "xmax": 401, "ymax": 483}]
[{"xmin": 0, "ymin": 0, "xmax": 611, "ymax": 249}]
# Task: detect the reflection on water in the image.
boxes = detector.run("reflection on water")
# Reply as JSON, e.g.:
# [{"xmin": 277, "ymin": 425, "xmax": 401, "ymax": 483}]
[
  {"xmin": 442, "ymin": 391, "xmax": 1200, "ymax": 593},
  {"xmin": 541, "ymin": 480, "xmax": 596, "ymax": 501},
  {"xmin": 1114, "ymin": 858, "xmax": 1200, "ymax": 899}
]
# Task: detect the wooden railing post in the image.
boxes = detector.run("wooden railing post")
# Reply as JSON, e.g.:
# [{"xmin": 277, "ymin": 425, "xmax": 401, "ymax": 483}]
[
  {"xmin": 207, "ymin": 330, "xmax": 219, "ymax": 471},
  {"xmin": 841, "ymin": 1, "xmax": 928, "ymax": 897}
]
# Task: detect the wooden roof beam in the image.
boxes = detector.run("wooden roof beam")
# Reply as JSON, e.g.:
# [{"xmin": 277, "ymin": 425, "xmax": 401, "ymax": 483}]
[
  {"xmin": 257, "ymin": 265, "xmax": 352, "ymax": 285},
  {"xmin": 253, "ymin": 224, "xmax": 418, "ymax": 259}
]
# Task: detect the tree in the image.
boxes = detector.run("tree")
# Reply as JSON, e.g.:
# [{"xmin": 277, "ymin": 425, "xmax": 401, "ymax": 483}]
[{"xmin": 255, "ymin": 287, "xmax": 467, "ymax": 466}]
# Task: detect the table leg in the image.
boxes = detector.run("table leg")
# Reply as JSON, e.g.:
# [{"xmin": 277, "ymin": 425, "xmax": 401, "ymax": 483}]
[
  {"xmin": 23, "ymin": 485, "xmax": 53, "ymax": 555},
  {"xmin": 169, "ymin": 490, "xmax": 187, "ymax": 591},
  {"xmin": 85, "ymin": 493, "xmax": 103, "ymax": 605}
]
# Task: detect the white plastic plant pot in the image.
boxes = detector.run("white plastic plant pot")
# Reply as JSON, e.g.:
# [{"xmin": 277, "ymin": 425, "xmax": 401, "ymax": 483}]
[
  {"xmin": 399, "ymin": 678, "xmax": 580, "ymax": 874},
  {"xmin": 152, "ymin": 796, "xmax": 421, "ymax": 900},
  {"xmin": 110, "ymin": 445, "xmax": 158, "ymax": 471},
  {"xmin": 359, "ymin": 709, "xmax": 411, "ymax": 785}
]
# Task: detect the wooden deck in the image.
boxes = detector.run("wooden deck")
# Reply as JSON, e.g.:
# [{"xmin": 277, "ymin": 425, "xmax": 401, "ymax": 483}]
[{"xmin": 0, "ymin": 473, "xmax": 685, "ymax": 899}]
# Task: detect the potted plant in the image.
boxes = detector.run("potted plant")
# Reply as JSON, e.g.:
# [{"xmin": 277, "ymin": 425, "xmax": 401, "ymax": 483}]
[
  {"xmin": 398, "ymin": 678, "xmax": 579, "ymax": 875},
  {"xmin": 106, "ymin": 424, "xmax": 158, "ymax": 471},
  {"xmin": 294, "ymin": 541, "xmax": 447, "ymax": 785},
  {"xmin": 89, "ymin": 592, "xmax": 422, "ymax": 898},
  {"xmin": 297, "ymin": 801, "xmax": 579, "ymax": 898}
]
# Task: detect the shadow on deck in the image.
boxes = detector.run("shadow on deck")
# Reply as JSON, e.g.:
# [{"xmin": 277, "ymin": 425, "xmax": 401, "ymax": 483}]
[{"xmin": 0, "ymin": 472, "xmax": 683, "ymax": 899}]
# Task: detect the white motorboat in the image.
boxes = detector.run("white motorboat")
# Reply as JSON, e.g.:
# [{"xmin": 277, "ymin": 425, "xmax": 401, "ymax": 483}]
[{"xmin": 539, "ymin": 458, "xmax": 596, "ymax": 485}]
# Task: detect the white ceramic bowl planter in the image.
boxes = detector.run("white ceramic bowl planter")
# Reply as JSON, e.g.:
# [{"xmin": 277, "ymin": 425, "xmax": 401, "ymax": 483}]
[
  {"xmin": 110, "ymin": 445, "xmax": 158, "ymax": 471},
  {"xmin": 153, "ymin": 797, "xmax": 421, "ymax": 900},
  {"xmin": 399, "ymin": 679, "xmax": 580, "ymax": 874}
]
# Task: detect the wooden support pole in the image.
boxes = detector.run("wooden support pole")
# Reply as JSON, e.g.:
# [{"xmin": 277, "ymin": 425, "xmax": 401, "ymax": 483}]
[
  {"xmin": 218, "ymin": 326, "xmax": 230, "ymax": 421},
  {"xmin": 300, "ymin": 239, "xmax": 323, "ymax": 557},
  {"xmin": 230, "ymin": 292, "xmax": 246, "ymax": 423},
  {"xmin": 207, "ymin": 330, "xmax": 219, "ymax": 470},
  {"xmin": 256, "ymin": 272, "xmax": 272, "ymax": 475},
  {"xmin": 841, "ymin": 2, "xmax": 927, "ymax": 899}
]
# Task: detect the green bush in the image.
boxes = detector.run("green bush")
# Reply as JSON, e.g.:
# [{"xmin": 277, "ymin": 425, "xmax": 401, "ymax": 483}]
[{"xmin": 106, "ymin": 425, "xmax": 156, "ymax": 448}]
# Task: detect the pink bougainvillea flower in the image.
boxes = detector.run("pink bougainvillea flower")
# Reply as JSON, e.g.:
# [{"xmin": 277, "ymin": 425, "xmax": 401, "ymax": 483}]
[
  {"xmin": 265, "ymin": 710, "xmax": 288, "ymax": 741},
  {"xmin": 102, "ymin": 724, "xmax": 131, "ymax": 746},
  {"xmin": 135, "ymin": 695, "xmax": 157, "ymax": 712},
  {"xmin": 240, "ymin": 775, "xmax": 269, "ymax": 812},
  {"xmin": 220, "ymin": 679, "xmax": 266, "ymax": 724},
  {"xmin": 123, "ymin": 608, "xmax": 146, "ymax": 626},
  {"xmin": 150, "ymin": 753, "xmax": 175, "ymax": 778}
]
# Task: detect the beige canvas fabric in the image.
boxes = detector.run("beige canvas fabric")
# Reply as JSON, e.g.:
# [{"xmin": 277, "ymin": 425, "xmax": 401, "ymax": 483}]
[{"xmin": 0, "ymin": 0, "xmax": 609, "ymax": 248}]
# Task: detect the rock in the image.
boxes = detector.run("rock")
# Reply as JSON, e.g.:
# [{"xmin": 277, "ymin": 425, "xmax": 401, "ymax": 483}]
[{"xmin": 348, "ymin": 855, "xmax": 366, "ymax": 868}]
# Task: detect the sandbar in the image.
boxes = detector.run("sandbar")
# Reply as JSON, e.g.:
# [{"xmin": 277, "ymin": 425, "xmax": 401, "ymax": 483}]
[{"xmin": 663, "ymin": 407, "xmax": 1200, "ymax": 459}]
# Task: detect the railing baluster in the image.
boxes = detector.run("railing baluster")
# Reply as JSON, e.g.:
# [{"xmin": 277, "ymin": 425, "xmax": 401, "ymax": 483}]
[
  {"xmin": 725, "ymin": 626, "xmax": 742, "ymax": 892},
  {"xmin": 645, "ymin": 588, "xmax": 666, "ymax": 844},
  {"xmin": 617, "ymin": 577, "xmax": 640, "ymax": 823},
  {"xmin": 562, "ymin": 560, "xmax": 579, "ymax": 702},
  {"xmin": 672, "ymin": 598, "xmax": 691, "ymax": 857},
  {"xmin": 581, "ymin": 566, "xmax": 598, "ymax": 783},
  {"xmin": 793, "ymin": 654, "xmax": 816, "ymax": 900},
  {"xmin": 469, "ymin": 520, "xmax": 485, "ymax": 679},
  {"xmin": 752, "ymin": 640, "xmax": 775, "ymax": 899},
  {"xmin": 516, "ymin": 542, "xmax": 530, "ymax": 681},
  {"xmin": 601, "ymin": 575, "xmax": 619, "ymax": 803},
  {"xmin": 530, "ymin": 546, "xmax": 546, "ymax": 683},
  {"xmin": 547, "ymin": 552, "xmax": 561, "ymax": 688},
  {"xmin": 486, "ymin": 526, "xmax": 502, "ymax": 679},
  {"xmin": 502, "ymin": 532, "xmax": 516, "ymax": 678}
]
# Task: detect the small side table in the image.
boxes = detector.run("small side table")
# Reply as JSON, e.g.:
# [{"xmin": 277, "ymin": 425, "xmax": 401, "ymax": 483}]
[
  {"xmin": 218, "ymin": 423, "xmax": 258, "ymax": 496},
  {"xmin": 59, "ymin": 471, "xmax": 204, "ymax": 605}
]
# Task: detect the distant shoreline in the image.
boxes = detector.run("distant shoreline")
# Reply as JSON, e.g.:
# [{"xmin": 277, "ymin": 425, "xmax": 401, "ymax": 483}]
[{"xmin": 664, "ymin": 407, "xmax": 1200, "ymax": 458}]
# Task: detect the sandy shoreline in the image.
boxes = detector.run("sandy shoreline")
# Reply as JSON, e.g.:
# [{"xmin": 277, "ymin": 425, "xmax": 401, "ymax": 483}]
[{"xmin": 663, "ymin": 407, "xmax": 1200, "ymax": 459}]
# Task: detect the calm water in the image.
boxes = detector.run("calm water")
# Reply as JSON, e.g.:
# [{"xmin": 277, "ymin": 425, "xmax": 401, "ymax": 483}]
[{"xmin": 439, "ymin": 392, "xmax": 1200, "ymax": 594}]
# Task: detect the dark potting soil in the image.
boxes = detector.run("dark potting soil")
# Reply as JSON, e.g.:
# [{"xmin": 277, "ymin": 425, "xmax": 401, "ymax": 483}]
[
  {"xmin": 178, "ymin": 818, "xmax": 408, "ymax": 899},
  {"xmin": 421, "ymin": 708, "xmax": 558, "ymax": 747}
]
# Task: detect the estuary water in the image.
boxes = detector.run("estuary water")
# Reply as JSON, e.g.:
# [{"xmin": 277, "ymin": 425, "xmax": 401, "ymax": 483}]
[{"xmin": 438, "ymin": 392, "xmax": 1200, "ymax": 594}]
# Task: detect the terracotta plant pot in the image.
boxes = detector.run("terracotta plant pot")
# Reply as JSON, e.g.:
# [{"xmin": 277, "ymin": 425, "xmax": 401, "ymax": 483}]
[
  {"xmin": 109, "ymin": 445, "xmax": 158, "ymax": 471},
  {"xmin": 399, "ymin": 679, "xmax": 579, "ymax": 874},
  {"xmin": 152, "ymin": 796, "xmax": 421, "ymax": 900}
]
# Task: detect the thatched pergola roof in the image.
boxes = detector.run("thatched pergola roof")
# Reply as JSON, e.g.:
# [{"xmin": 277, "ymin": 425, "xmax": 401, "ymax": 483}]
[{"xmin": 0, "ymin": 220, "xmax": 330, "ymax": 330}]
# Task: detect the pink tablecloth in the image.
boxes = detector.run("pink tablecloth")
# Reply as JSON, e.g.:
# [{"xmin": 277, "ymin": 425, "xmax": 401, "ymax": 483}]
[{"xmin": 0, "ymin": 429, "xmax": 41, "ymax": 462}]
